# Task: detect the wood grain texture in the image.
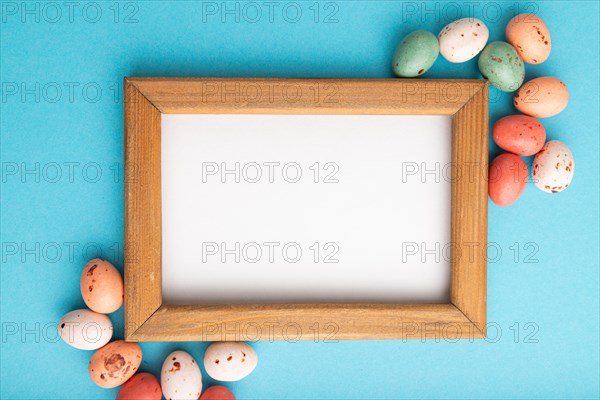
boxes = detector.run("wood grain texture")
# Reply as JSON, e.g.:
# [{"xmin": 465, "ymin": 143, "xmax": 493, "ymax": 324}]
[
  {"xmin": 127, "ymin": 304, "xmax": 484, "ymax": 342},
  {"xmin": 126, "ymin": 77, "xmax": 484, "ymax": 115},
  {"xmin": 124, "ymin": 79, "xmax": 163, "ymax": 339},
  {"xmin": 450, "ymin": 82, "xmax": 489, "ymax": 336},
  {"xmin": 123, "ymin": 77, "xmax": 488, "ymax": 341}
]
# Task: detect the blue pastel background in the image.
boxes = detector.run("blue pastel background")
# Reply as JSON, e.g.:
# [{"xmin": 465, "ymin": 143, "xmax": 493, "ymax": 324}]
[{"xmin": 1, "ymin": 1, "xmax": 598, "ymax": 398}]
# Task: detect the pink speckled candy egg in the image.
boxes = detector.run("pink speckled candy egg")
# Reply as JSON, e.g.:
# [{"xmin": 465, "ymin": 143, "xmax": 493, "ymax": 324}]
[
  {"xmin": 492, "ymin": 114, "xmax": 546, "ymax": 156},
  {"xmin": 88, "ymin": 340, "xmax": 142, "ymax": 388},
  {"xmin": 204, "ymin": 342, "xmax": 257, "ymax": 382},
  {"xmin": 506, "ymin": 13, "xmax": 551, "ymax": 64},
  {"xmin": 489, "ymin": 153, "xmax": 529, "ymax": 207},
  {"xmin": 438, "ymin": 18, "xmax": 489, "ymax": 62},
  {"xmin": 514, "ymin": 77, "xmax": 569, "ymax": 118},
  {"xmin": 80, "ymin": 258, "xmax": 123, "ymax": 314},
  {"xmin": 117, "ymin": 373, "xmax": 162, "ymax": 400},
  {"xmin": 200, "ymin": 386, "xmax": 237, "ymax": 400},
  {"xmin": 161, "ymin": 351, "xmax": 202, "ymax": 400},
  {"xmin": 532, "ymin": 140, "xmax": 574, "ymax": 193}
]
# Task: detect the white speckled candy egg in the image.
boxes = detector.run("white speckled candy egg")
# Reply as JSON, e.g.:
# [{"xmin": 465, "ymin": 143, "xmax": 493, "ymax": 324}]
[
  {"xmin": 438, "ymin": 18, "xmax": 489, "ymax": 62},
  {"xmin": 204, "ymin": 342, "xmax": 257, "ymax": 382},
  {"xmin": 532, "ymin": 140, "xmax": 574, "ymax": 193},
  {"xmin": 58, "ymin": 309, "xmax": 113, "ymax": 350},
  {"xmin": 161, "ymin": 351, "xmax": 202, "ymax": 400}
]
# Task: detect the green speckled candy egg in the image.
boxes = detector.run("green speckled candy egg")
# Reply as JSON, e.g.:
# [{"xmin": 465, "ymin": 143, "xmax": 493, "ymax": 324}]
[
  {"xmin": 392, "ymin": 30, "xmax": 439, "ymax": 78},
  {"xmin": 478, "ymin": 41, "xmax": 524, "ymax": 92}
]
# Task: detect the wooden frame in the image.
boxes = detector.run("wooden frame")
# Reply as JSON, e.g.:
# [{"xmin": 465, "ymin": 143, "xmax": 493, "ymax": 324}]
[{"xmin": 124, "ymin": 78, "xmax": 488, "ymax": 342}]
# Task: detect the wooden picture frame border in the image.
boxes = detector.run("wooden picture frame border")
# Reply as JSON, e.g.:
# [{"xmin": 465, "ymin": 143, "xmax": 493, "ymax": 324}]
[{"xmin": 124, "ymin": 77, "xmax": 488, "ymax": 342}]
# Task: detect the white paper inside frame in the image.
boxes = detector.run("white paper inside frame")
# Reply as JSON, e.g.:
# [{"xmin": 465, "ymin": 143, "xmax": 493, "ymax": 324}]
[{"xmin": 161, "ymin": 114, "xmax": 452, "ymax": 304}]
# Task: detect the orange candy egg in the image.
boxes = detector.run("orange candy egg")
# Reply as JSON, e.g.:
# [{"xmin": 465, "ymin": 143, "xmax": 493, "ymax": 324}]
[
  {"xmin": 492, "ymin": 114, "xmax": 546, "ymax": 156},
  {"xmin": 117, "ymin": 373, "xmax": 162, "ymax": 400},
  {"xmin": 200, "ymin": 386, "xmax": 237, "ymax": 400},
  {"xmin": 88, "ymin": 341, "xmax": 142, "ymax": 388},
  {"xmin": 80, "ymin": 258, "xmax": 123, "ymax": 314},
  {"xmin": 489, "ymin": 153, "xmax": 529, "ymax": 207},
  {"xmin": 506, "ymin": 13, "xmax": 552, "ymax": 64},
  {"xmin": 514, "ymin": 77, "xmax": 569, "ymax": 118}
]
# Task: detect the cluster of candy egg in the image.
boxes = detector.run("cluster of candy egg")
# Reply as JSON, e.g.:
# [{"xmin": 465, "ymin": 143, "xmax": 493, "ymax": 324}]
[
  {"xmin": 392, "ymin": 14, "xmax": 573, "ymax": 206},
  {"xmin": 58, "ymin": 259, "xmax": 257, "ymax": 399}
]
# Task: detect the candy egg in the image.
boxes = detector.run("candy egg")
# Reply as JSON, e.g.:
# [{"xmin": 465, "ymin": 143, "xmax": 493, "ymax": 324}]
[
  {"xmin": 117, "ymin": 373, "xmax": 162, "ymax": 400},
  {"xmin": 161, "ymin": 351, "xmax": 202, "ymax": 400},
  {"xmin": 204, "ymin": 342, "xmax": 258, "ymax": 382},
  {"xmin": 532, "ymin": 140, "xmax": 574, "ymax": 193},
  {"xmin": 392, "ymin": 30, "xmax": 439, "ymax": 77},
  {"xmin": 514, "ymin": 77, "xmax": 569, "ymax": 118},
  {"xmin": 438, "ymin": 18, "xmax": 488, "ymax": 63},
  {"xmin": 478, "ymin": 41, "xmax": 524, "ymax": 92},
  {"xmin": 80, "ymin": 258, "xmax": 123, "ymax": 314},
  {"xmin": 58, "ymin": 309, "xmax": 112, "ymax": 350},
  {"xmin": 492, "ymin": 115, "xmax": 546, "ymax": 156},
  {"xmin": 506, "ymin": 13, "xmax": 551, "ymax": 64},
  {"xmin": 489, "ymin": 153, "xmax": 528, "ymax": 207},
  {"xmin": 88, "ymin": 340, "xmax": 142, "ymax": 388},
  {"xmin": 200, "ymin": 386, "xmax": 237, "ymax": 400}
]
